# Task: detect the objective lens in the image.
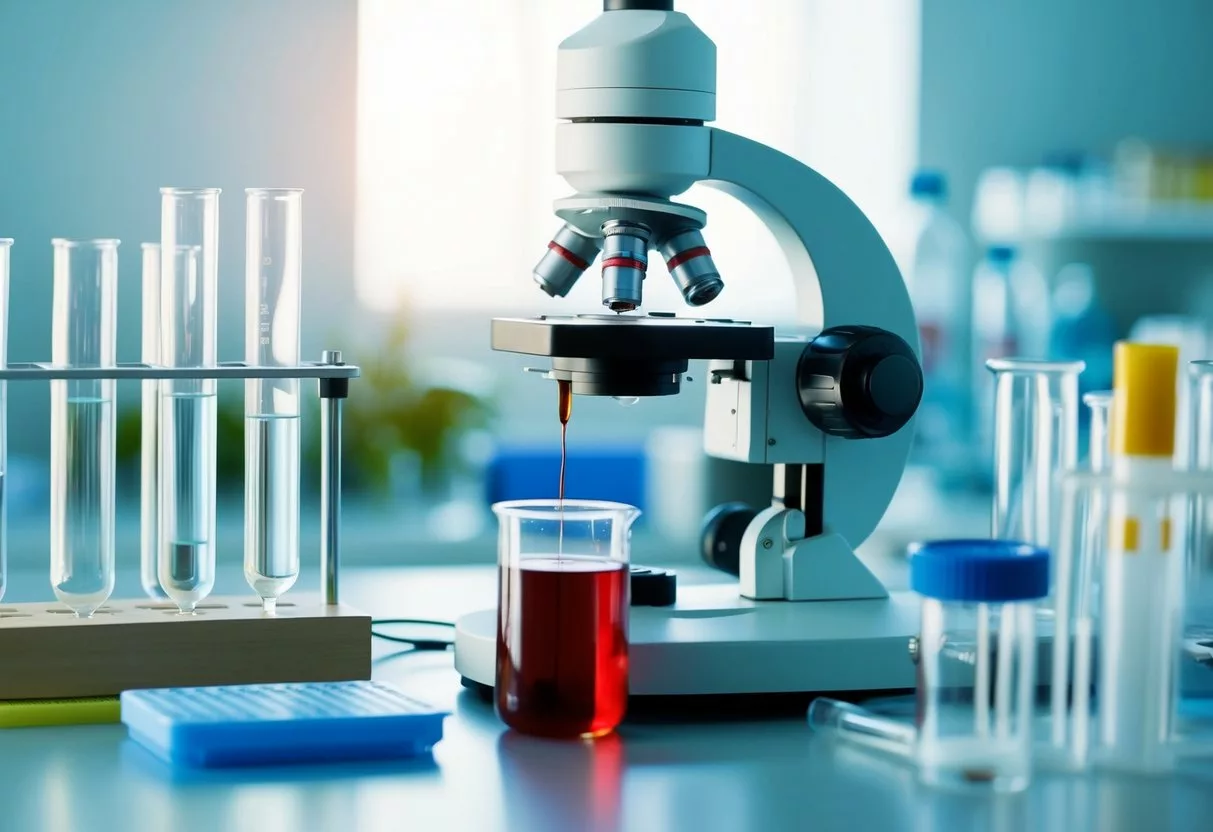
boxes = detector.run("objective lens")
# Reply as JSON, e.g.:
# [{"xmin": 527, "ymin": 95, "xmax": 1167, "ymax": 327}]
[
  {"xmin": 601, "ymin": 220, "xmax": 651, "ymax": 313},
  {"xmin": 660, "ymin": 229, "xmax": 723, "ymax": 306},
  {"xmin": 534, "ymin": 224, "xmax": 602, "ymax": 298}
]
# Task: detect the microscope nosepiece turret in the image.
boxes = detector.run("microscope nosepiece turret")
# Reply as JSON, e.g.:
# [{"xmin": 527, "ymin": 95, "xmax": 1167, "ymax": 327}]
[
  {"xmin": 659, "ymin": 229, "xmax": 723, "ymax": 306},
  {"xmin": 533, "ymin": 224, "xmax": 603, "ymax": 298},
  {"xmin": 600, "ymin": 220, "xmax": 651, "ymax": 312}
]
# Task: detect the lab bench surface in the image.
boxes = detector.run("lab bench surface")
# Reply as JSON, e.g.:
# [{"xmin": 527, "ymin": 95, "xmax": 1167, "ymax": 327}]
[{"xmin": 1, "ymin": 564, "xmax": 1212, "ymax": 832}]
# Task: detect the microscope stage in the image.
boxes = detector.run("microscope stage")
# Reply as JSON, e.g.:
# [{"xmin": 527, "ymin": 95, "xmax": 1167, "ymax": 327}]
[
  {"xmin": 490, "ymin": 314, "xmax": 774, "ymax": 361},
  {"xmin": 454, "ymin": 584, "xmax": 920, "ymax": 698}
]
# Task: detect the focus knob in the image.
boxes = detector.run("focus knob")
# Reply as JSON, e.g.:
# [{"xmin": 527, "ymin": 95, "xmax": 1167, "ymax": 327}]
[{"xmin": 796, "ymin": 325, "xmax": 923, "ymax": 439}]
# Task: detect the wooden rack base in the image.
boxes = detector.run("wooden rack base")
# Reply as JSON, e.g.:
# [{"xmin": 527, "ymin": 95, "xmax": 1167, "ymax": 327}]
[{"xmin": 0, "ymin": 597, "xmax": 371, "ymax": 700}]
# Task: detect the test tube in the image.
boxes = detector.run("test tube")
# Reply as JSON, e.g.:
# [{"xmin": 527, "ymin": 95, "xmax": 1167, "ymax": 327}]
[
  {"xmin": 1085, "ymin": 391, "xmax": 1113, "ymax": 474},
  {"xmin": 159, "ymin": 186, "xmax": 219, "ymax": 614},
  {"xmin": 1186, "ymin": 361, "xmax": 1213, "ymax": 639},
  {"xmin": 50, "ymin": 239, "xmax": 118, "ymax": 617},
  {"xmin": 807, "ymin": 697, "xmax": 915, "ymax": 759},
  {"xmin": 0, "ymin": 238, "xmax": 10, "ymax": 604},
  {"xmin": 139, "ymin": 243, "xmax": 167, "ymax": 599},
  {"xmin": 244, "ymin": 188, "xmax": 303, "ymax": 612},
  {"xmin": 987, "ymin": 358, "xmax": 1083, "ymax": 550}
]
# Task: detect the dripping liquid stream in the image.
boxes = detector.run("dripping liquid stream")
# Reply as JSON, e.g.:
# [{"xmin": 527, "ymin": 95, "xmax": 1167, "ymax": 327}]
[{"xmin": 557, "ymin": 379, "xmax": 572, "ymax": 557}]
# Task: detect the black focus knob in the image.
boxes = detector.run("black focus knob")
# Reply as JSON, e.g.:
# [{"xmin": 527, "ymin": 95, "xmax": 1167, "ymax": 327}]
[
  {"xmin": 700, "ymin": 502, "xmax": 758, "ymax": 576},
  {"xmin": 604, "ymin": 0, "xmax": 674, "ymax": 10},
  {"xmin": 796, "ymin": 325, "xmax": 923, "ymax": 439}
]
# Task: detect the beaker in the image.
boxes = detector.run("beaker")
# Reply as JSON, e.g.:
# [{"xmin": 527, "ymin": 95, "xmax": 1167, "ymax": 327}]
[
  {"xmin": 158, "ymin": 239, "xmax": 215, "ymax": 614},
  {"xmin": 50, "ymin": 239, "xmax": 118, "ymax": 617},
  {"xmin": 243, "ymin": 189, "xmax": 303, "ymax": 612},
  {"xmin": 494, "ymin": 499, "xmax": 638, "ymax": 739},
  {"xmin": 986, "ymin": 357, "xmax": 1083, "ymax": 554},
  {"xmin": 139, "ymin": 243, "xmax": 167, "ymax": 600},
  {"xmin": 0, "ymin": 238, "xmax": 10, "ymax": 604}
]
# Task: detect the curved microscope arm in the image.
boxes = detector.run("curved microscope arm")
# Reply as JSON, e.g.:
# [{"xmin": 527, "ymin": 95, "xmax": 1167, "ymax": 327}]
[
  {"xmin": 702, "ymin": 128, "xmax": 918, "ymax": 347},
  {"xmin": 701, "ymin": 128, "xmax": 918, "ymax": 601}
]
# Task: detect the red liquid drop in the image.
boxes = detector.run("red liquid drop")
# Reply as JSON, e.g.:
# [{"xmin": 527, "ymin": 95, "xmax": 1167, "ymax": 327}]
[{"xmin": 496, "ymin": 558, "xmax": 629, "ymax": 738}]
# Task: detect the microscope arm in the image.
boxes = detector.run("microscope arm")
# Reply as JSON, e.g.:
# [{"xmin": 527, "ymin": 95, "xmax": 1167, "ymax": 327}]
[{"xmin": 700, "ymin": 129, "xmax": 918, "ymax": 601}]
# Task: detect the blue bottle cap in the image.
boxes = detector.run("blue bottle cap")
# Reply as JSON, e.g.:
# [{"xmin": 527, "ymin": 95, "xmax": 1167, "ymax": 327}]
[
  {"xmin": 908, "ymin": 539, "xmax": 1049, "ymax": 602},
  {"xmin": 987, "ymin": 245, "xmax": 1016, "ymax": 264},
  {"xmin": 910, "ymin": 169, "xmax": 946, "ymax": 199}
]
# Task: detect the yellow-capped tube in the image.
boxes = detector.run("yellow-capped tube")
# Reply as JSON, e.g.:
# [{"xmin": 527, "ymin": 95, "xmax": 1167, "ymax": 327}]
[{"xmin": 1099, "ymin": 341, "xmax": 1184, "ymax": 773}]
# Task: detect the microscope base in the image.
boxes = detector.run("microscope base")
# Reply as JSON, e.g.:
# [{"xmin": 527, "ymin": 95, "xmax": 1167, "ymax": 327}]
[{"xmin": 453, "ymin": 584, "xmax": 920, "ymax": 697}]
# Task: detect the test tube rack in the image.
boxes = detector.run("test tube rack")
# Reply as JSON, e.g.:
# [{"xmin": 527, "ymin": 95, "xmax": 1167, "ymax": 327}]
[{"xmin": 0, "ymin": 352, "xmax": 372, "ymax": 700}]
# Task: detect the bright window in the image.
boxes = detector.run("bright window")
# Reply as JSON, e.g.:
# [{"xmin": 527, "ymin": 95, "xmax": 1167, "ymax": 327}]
[{"xmin": 356, "ymin": 0, "xmax": 920, "ymax": 323}]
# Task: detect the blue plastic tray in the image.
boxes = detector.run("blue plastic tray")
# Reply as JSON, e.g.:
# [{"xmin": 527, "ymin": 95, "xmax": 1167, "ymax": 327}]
[{"xmin": 121, "ymin": 681, "xmax": 448, "ymax": 768}]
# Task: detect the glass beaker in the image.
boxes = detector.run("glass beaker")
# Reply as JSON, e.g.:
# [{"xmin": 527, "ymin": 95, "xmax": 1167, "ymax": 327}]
[{"xmin": 494, "ymin": 499, "xmax": 639, "ymax": 739}]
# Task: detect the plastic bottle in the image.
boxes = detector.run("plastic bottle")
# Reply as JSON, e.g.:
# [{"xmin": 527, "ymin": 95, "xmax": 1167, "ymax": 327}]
[{"xmin": 898, "ymin": 170, "xmax": 970, "ymax": 473}]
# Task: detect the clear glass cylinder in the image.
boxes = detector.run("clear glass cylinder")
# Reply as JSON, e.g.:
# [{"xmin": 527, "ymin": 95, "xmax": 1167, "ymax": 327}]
[
  {"xmin": 987, "ymin": 358, "xmax": 1083, "ymax": 575},
  {"xmin": 50, "ymin": 239, "xmax": 118, "ymax": 617},
  {"xmin": 139, "ymin": 242, "xmax": 167, "ymax": 600},
  {"xmin": 807, "ymin": 696, "xmax": 915, "ymax": 758},
  {"xmin": 0, "ymin": 238, "xmax": 10, "ymax": 604},
  {"xmin": 1186, "ymin": 361, "xmax": 1213, "ymax": 640},
  {"xmin": 917, "ymin": 596, "xmax": 1037, "ymax": 792},
  {"xmin": 158, "ymin": 238, "xmax": 216, "ymax": 614},
  {"xmin": 1085, "ymin": 390, "xmax": 1113, "ymax": 474},
  {"xmin": 494, "ymin": 499, "xmax": 638, "ymax": 739},
  {"xmin": 244, "ymin": 188, "xmax": 303, "ymax": 612}
]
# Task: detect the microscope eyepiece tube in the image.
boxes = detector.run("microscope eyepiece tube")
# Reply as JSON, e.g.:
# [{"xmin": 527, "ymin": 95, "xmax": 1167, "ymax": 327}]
[
  {"xmin": 659, "ymin": 229, "xmax": 723, "ymax": 306},
  {"xmin": 601, "ymin": 220, "xmax": 651, "ymax": 313},
  {"xmin": 534, "ymin": 224, "xmax": 602, "ymax": 298}
]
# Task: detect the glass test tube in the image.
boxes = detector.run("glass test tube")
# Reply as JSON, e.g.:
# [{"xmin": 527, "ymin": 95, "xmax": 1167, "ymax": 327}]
[
  {"xmin": 244, "ymin": 188, "xmax": 303, "ymax": 612},
  {"xmin": 0, "ymin": 238, "xmax": 10, "ymax": 604},
  {"xmin": 1186, "ymin": 361, "xmax": 1213, "ymax": 639},
  {"xmin": 159, "ymin": 186, "xmax": 219, "ymax": 613},
  {"xmin": 987, "ymin": 358, "xmax": 1084, "ymax": 550},
  {"xmin": 139, "ymin": 243, "xmax": 167, "ymax": 599},
  {"xmin": 50, "ymin": 239, "xmax": 118, "ymax": 617}
]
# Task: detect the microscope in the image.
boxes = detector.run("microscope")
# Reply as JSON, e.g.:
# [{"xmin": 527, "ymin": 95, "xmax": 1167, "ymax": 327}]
[{"xmin": 454, "ymin": 0, "xmax": 926, "ymax": 698}]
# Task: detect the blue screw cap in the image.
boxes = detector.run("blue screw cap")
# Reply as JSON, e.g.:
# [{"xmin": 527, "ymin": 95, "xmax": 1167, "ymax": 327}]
[{"xmin": 909, "ymin": 539, "xmax": 1049, "ymax": 603}]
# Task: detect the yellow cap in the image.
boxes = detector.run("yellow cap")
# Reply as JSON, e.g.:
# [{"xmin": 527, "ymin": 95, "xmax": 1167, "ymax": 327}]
[{"xmin": 1111, "ymin": 341, "xmax": 1179, "ymax": 458}]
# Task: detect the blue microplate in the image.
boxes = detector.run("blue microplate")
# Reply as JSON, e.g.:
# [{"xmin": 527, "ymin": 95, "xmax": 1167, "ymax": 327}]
[{"xmin": 121, "ymin": 681, "xmax": 448, "ymax": 768}]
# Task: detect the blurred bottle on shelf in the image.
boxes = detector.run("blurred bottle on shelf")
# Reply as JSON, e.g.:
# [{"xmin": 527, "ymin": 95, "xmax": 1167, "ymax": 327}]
[
  {"xmin": 896, "ymin": 170, "xmax": 970, "ymax": 480},
  {"xmin": 970, "ymin": 246, "xmax": 1051, "ymax": 478},
  {"xmin": 971, "ymin": 167, "xmax": 1027, "ymax": 244},
  {"xmin": 1046, "ymin": 263, "xmax": 1116, "ymax": 396}
]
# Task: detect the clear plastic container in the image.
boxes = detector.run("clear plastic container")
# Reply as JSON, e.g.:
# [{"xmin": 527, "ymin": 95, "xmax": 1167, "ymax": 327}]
[
  {"xmin": 50, "ymin": 238, "xmax": 119, "ymax": 617},
  {"xmin": 1186, "ymin": 361, "xmax": 1213, "ymax": 639},
  {"xmin": 494, "ymin": 499, "xmax": 638, "ymax": 739},
  {"xmin": 909, "ymin": 539, "xmax": 1048, "ymax": 793},
  {"xmin": 244, "ymin": 188, "xmax": 303, "ymax": 612},
  {"xmin": 139, "ymin": 242, "xmax": 167, "ymax": 600},
  {"xmin": 0, "ymin": 238, "xmax": 10, "ymax": 604}
]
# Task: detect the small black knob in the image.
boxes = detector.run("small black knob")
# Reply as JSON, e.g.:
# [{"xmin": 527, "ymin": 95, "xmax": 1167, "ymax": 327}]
[
  {"xmin": 630, "ymin": 566, "xmax": 677, "ymax": 606},
  {"xmin": 796, "ymin": 325, "xmax": 923, "ymax": 439},
  {"xmin": 700, "ymin": 502, "xmax": 758, "ymax": 576}
]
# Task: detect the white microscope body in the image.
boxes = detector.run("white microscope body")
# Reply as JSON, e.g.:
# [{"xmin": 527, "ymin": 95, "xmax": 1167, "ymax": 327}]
[{"xmin": 454, "ymin": 0, "xmax": 924, "ymax": 697}]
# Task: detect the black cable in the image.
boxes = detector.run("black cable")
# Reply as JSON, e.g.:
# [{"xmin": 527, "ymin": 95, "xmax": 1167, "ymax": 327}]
[
  {"xmin": 373, "ymin": 618, "xmax": 455, "ymax": 629},
  {"xmin": 370, "ymin": 618, "xmax": 456, "ymax": 651}
]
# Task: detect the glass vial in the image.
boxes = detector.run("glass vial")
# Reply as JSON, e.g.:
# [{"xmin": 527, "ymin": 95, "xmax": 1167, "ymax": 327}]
[
  {"xmin": 139, "ymin": 242, "xmax": 167, "ymax": 599},
  {"xmin": 244, "ymin": 188, "xmax": 303, "ymax": 612},
  {"xmin": 986, "ymin": 358, "xmax": 1083, "ymax": 556},
  {"xmin": 0, "ymin": 238, "xmax": 10, "ymax": 604},
  {"xmin": 50, "ymin": 239, "xmax": 118, "ymax": 617}
]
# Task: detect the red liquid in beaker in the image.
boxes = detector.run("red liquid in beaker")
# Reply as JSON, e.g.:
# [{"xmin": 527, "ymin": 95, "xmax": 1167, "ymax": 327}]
[{"xmin": 496, "ymin": 557, "xmax": 629, "ymax": 738}]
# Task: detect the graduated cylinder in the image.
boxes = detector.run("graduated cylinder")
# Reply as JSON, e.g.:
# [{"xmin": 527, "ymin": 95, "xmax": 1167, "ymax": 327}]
[
  {"xmin": 50, "ymin": 239, "xmax": 118, "ymax": 617},
  {"xmin": 244, "ymin": 188, "xmax": 303, "ymax": 612}
]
